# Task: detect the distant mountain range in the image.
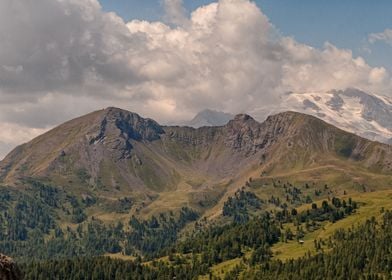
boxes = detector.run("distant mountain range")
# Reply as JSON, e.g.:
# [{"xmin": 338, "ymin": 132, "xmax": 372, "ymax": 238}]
[
  {"xmin": 183, "ymin": 109, "xmax": 234, "ymax": 128},
  {"xmin": 250, "ymin": 88, "xmax": 392, "ymax": 144},
  {"xmin": 187, "ymin": 89, "xmax": 392, "ymax": 145}
]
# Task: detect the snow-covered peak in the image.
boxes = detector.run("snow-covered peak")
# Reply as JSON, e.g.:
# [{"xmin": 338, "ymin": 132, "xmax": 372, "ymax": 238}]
[{"xmin": 251, "ymin": 88, "xmax": 392, "ymax": 144}]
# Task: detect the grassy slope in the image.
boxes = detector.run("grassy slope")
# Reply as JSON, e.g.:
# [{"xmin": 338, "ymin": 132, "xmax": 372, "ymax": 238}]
[
  {"xmin": 196, "ymin": 189, "xmax": 392, "ymax": 280},
  {"xmin": 250, "ymin": 154, "xmax": 392, "ymax": 259},
  {"xmin": 197, "ymin": 149, "xmax": 392, "ymax": 278},
  {"xmin": 198, "ymin": 258, "xmax": 243, "ymax": 280},
  {"xmin": 272, "ymin": 189, "xmax": 392, "ymax": 261}
]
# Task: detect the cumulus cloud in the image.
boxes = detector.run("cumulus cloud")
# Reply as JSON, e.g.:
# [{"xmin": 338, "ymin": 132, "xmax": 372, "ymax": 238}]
[
  {"xmin": 0, "ymin": 0, "xmax": 391, "ymax": 158},
  {"xmin": 281, "ymin": 39, "xmax": 390, "ymax": 92}
]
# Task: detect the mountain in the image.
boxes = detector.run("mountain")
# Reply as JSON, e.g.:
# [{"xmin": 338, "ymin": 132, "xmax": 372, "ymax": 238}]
[
  {"xmin": 184, "ymin": 109, "xmax": 234, "ymax": 127},
  {"xmin": 0, "ymin": 107, "xmax": 392, "ymax": 267},
  {"xmin": 1, "ymin": 107, "xmax": 391, "ymax": 219},
  {"xmin": 250, "ymin": 88, "xmax": 392, "ymax": 144}
]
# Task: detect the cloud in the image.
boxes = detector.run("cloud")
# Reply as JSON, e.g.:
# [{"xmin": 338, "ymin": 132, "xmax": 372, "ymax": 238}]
[
  {"xmin": 0, "ymin": 0, "xmax": 391, "ymax": 158},
  {"xmin": 163, "ymin": 0, "xmax": 189, "ymax": 26},
  {"xmin": 0, "ymin": 122, "xmax": 48, "ymax": 159},
  {"xmin": 369, "ymin": 29, "xmax": 392, "ymax": 46},
  {"xmin": 281, "ymin": 39, "xmax": 390, "ymax": 93}
]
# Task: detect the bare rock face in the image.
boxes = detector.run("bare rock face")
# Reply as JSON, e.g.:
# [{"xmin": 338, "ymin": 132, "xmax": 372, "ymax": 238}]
[
  {"xmin": 224, "ymin": 112, "xmax": 297, "ymax": 154},
  {"xmin": 0, "ymin": 254, "xmax": 21, "ymax": 280},
  {"xmin": 87, "ymin": 107, "xmax": 165, "ymax": 160},
  {"xmin": 224, "ymin": 114, "xmax": 263, "ymax": 153},
  {"xmin": 97, "ymin": 107, "xmax": 164, "ymax": 142}
]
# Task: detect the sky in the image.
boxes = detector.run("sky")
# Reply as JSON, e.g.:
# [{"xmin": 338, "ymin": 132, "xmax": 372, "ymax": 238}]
[
  {"xmin": 99, "ymin": 0, "xmax": 392, "ymax": 70},
  {"xmin": 0, "ymin": 0, "xmax": 392, "ymax": 159}
]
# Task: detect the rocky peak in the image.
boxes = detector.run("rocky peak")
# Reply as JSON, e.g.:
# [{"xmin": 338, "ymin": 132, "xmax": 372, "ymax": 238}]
[
  {"xmin": 232, "ymin": 113, "xmax": 254, "ymax": 122},
  {"xmin": 91, "ymin": 108, "xmax": 164, "ymax": 144},
  {"xmin": 224, "ymin": 114, "xmax": 263, "ymax": 153},
  {"xmin": 224, "ymin": 111, "xmax": 303, "ymax": 154},
  {"xmin": 226, "ymin": 114, "xmax": 259, "ymax": 130},
  {"xmin": 263, "ymin": 111, "xmax": 298, "ymax": 124},
  {"xmin": 0, "ymin": 254, "xmax": 21, "ymax": 280},
  {"xmin": 82, "ymin": 108, "xmax": 165, "ymax": 160}
]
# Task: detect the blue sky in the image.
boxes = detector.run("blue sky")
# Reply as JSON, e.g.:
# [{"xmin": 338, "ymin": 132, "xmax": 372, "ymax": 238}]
[{"xmin": 99, "ymin": 0, "xmax": 392, "ymax": 71}]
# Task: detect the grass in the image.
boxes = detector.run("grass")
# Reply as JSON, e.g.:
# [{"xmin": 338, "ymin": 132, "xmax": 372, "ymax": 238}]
[
  {"xmin": 272, "ymin": 189, "xmax": 392, "ymax": 261},
  {"xmin": 139, "ymin": 181, "xmax": 194, "ymax": 217},
  {"xmin": 199, "ymin": 258, "xmax": 243, "ymax": 280},
  {"xmin": 104, "ymin": 253, "xmax": 136, "ymax": 261},
  {"xmin": 198, "ymin": 251, "xmax": 253, "ymax": 280}
]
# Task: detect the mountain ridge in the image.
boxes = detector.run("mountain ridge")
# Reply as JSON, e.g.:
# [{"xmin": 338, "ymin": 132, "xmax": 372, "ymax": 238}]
[{"xmin": 1, "ymin": 108, "xmax": 391, "ymax": 195}]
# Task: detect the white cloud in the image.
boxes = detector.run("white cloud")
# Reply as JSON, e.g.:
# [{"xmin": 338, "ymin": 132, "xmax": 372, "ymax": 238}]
[
  {"xmin": 0, "ymin": 0, "xmax": 391, "ymax": 158},
  {"xmin": 281, "ymin": 40, "xmax": 391, "ymax": 93},
  {"xmin": 369, "ymin": 29, "xmax": 392, "ymax": 46},
  {"xmin": 0, "ymin": 122, "xmax": 48, "ymax": 159}
]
